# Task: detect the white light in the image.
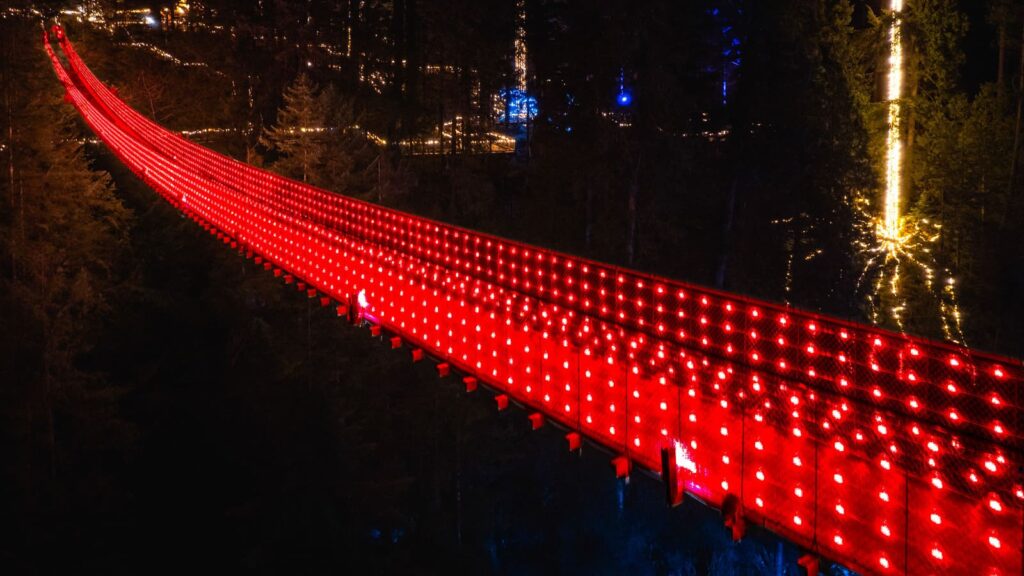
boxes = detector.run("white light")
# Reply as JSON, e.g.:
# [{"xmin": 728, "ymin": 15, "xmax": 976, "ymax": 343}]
[
  {"xmin": 674, "ymin": 440, "xmax": 697, "ymax": 474},
  {"xmin": 880, "ymin": 0, "xmax": 904, "ymax": 248}
]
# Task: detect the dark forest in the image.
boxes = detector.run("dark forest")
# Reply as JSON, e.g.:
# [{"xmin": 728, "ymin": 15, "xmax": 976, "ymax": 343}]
[{"xmin": 2, "ymin": 1, "xmax": 1023, "ymax": 574}]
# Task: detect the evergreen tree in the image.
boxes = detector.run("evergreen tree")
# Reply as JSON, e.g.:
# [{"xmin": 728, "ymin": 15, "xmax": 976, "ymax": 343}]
[
  {"xmin": 260, "ymin": 73, "xmax": 329, "ymax": 183},
  {"xmin": 2, "ymin": 23, "xmax": 131, "ymax": 393},
  {"xmin": 319, "ymin": 85, "xmax": 375, "ymax": 194},
  {"xmin": 724, "ymin": 0, "xmax": 874, "ymax": 315},
  {"xmin": 2, "ymin": 19, "xmax": 132, "ymax": 566},
  {"xmin": 261, "ymin": 74, "xmax": 371, "ymax": 191}
]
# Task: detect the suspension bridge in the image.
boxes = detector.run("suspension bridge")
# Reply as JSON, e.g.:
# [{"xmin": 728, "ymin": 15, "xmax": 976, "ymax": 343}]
[{"xmin": 44, "ymin": 25, "xmax": 1023, "ymax": 575}]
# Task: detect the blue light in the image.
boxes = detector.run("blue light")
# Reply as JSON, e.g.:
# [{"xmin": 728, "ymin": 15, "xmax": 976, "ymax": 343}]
[
  {"xmin": 616, "ymin": 68, "xmax": 632, "ymax": 107},
  {"xmin": 499, "ymin": 88, "xmax": 538, "ymax": 123},
  {"xmin": 708, "ymin": 4, "xmax": 741, "ymax": 107}
]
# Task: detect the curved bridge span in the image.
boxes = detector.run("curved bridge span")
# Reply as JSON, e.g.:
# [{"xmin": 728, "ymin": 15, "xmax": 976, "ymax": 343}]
[{"xmin": 44, "ymin": 26, "xmax": 1023, "ymax": 575}]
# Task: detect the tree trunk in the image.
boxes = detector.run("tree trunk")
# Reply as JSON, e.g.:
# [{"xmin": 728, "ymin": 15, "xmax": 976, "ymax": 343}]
[
  {"xmin": 584, "ymin": 181, "xmax": 594, "ymax": 252},
  {"xmin": 6, "ymin": 31, "xmax": 16, "ymax": 281},
  {"xmin": 627, "ymin": 183, "xmax": 637, "ymax": 266},
  {"xmin": 626, "ymin": 156, "xmax": 641, "ymax": 266},
  {"xmin": 998, "ymin": 24, "xmax": 1007, "ymax": 98},
  {"xmin": 905, "ymin": 58, "xmax": 919, "ymax": 195},
  {"xmin": 41, "ymin": 311, "xmax": 57, "ymax": 485},
  {"xmin": 1007, "ymin": 20, "xmax": 1024, "ymax": 219},
  {"xmin": 140, "ymin": 72, "xmax": 157, "ymax": 119},
  {"xmin": 716, "ymin": 175, "xmax": 740, "ymax": 289}
]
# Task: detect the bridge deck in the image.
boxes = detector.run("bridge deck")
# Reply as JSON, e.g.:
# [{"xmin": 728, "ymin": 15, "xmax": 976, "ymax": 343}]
[{"xmin": 46, "ymin": 27, "xmax": 1023, "ymax": 575}]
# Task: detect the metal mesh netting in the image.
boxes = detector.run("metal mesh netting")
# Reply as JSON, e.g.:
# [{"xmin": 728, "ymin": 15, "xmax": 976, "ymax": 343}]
[{"xmin": 51, "ymin": 28, "xmax": 1023, "ymax": 575}]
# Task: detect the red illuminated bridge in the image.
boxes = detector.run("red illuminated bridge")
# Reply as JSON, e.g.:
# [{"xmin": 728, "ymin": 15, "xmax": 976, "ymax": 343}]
[{"xmin": 45, "ymin": 27, "xmax": 1023, "ymax": 576}]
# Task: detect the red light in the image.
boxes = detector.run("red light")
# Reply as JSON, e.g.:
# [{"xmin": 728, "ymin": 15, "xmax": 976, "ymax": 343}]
[{"xmin": 50, "ymin": 37, "xmax": 1024, "ymax": 576}]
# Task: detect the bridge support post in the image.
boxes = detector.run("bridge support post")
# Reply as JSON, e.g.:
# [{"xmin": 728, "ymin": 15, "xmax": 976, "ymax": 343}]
[
  {"xmin": 528, "ymin": 413, "xmax": 544, "ymax": 430},
  {"xmin": 796, "ymin": 554, "xmax": 818, "ymax": 576},
  {"xmin": 346, "ymin": 293, "xmax": 359, "ymax": 324},
  {"xmin": 611, "ymin": 456, "xmax": 630, "ymax": 479},
  {"xmin": 566, "ymin": 432, "xmax": 581, "ymax": 452},
  {"xmin": 721, "ymin": 493, "xmax": 746, "ymax": 541},
  {"xmin": 495, "ymin": 394, "xmax": 509, "ymax": 411},
  {"xmin": 660, "ymin": 447, "xmax": 684, "ymax": 507}
]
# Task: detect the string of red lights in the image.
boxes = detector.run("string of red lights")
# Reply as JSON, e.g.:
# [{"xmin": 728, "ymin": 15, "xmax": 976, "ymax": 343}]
[{"xmin": 46, "ymin": 27, "xmax": 1022, "ymax": 575}]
